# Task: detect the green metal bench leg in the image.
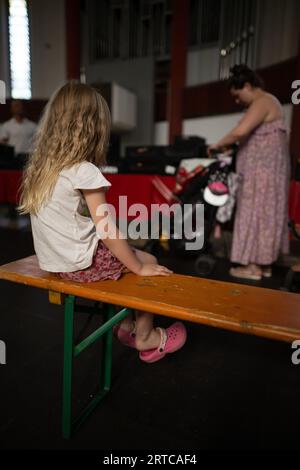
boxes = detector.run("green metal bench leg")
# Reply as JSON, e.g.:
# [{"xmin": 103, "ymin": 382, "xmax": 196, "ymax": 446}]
[
  {"xmin": 61, "ymin": 296, "xmax": 132, "ymax": 438},
  {"xmin": 102, "ymin": 304, "xmax": 115, "ymax": 392},
  {"xmin": 62, "ymin": 295, "xmax": 75, "ymax": 439}
]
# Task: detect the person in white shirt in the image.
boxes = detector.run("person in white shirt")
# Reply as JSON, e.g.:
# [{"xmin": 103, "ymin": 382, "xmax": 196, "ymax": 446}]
[
  {"xmin": 18, "ymin": 81, "xmax": 187, "ymax": 363},
  {"xmin": 0, "ymin": 99, "xmax": 37, "ymax": 155}
]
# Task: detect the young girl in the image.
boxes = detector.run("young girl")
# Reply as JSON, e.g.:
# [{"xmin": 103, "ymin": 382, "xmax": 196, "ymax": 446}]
[{"xmin": 19, "ymin": 82, "xmax": 186, "ymax": 363}]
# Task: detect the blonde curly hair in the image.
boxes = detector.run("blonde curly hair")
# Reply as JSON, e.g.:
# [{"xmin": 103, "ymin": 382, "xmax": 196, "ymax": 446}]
[{"xmin": 18, "ymin": 81, "xmax": 111, "ymax": 215}]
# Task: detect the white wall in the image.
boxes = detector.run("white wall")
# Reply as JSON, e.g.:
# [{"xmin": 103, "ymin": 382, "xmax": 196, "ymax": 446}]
[
  {"xmin": 86, "ymin": 57, "xmax": 155, "ymax": 152},
  {"xmin": 187, "ymin": 47, "xmax": 220, "ymax": 86},
  {"xmin": 29, "ymin": 0, "xmax": 67, "ymax": 99},
  {"xmin": 154, "ymin": 104, "xmax": 293, "ymax": 146}
]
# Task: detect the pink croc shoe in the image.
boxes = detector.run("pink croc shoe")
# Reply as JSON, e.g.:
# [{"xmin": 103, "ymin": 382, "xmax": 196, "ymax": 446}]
[
  {"xmin": 113, "ymin": 322, "xmax": 136, "ymax": 349},
  {"xmin": 139, "ymin": 322, "xmax": 187, "ymax": 363}
]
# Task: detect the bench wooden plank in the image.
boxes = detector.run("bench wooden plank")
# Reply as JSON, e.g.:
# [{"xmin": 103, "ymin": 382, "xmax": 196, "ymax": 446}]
[{"xmin": 0, "ymin": 255, "xmax": 300, "ymax": 343}]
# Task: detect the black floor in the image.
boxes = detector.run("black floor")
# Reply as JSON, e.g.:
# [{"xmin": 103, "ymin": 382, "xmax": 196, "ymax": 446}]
[{"xmin": 0, "ymin": 227, "xmax": 300, "ymax": 450}]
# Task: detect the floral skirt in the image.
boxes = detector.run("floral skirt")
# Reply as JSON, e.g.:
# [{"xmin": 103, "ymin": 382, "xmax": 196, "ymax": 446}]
[{"xmin": 57, "ymin": 240, "xmax": 135, "ymax": 283}]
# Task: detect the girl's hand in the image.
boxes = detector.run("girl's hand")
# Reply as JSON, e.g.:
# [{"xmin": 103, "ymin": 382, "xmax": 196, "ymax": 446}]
[{"xmin": 136, "ymin": 263, "xmax": 173, "ymax": 276}]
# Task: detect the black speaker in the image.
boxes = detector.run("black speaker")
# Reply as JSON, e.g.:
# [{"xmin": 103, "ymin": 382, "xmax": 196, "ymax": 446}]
[
  {"xmin": 295, "ymin": 159, "xmax": 300, "ymax": 181},
  {"xmin": 106, "ymin": 133, "xmax": 121, "ymax": 165},
  {"xmin": 15, "ymin": 153, "xmax": 29, "ymax": 169},
  {"xmin": 123, "ymin": 145, "xmax": 166, "ymax": 174},
  {"xmin": 125, "ymin": 145, "xmax": 165, "ymax": 161},
  {"xmin": 164, "ymin": 135, "xmax": 207, "ymax": 161},
  {"xmin": 121, "ymin": 159, "xmax": 165, "ymax": 175},
  {"xmin": 0, "ymin": 144, "xmax": 20, "ymax": 169},
  {"xmin": 174, "ymin": 135, "xmax": 205, "ymax": 146}
]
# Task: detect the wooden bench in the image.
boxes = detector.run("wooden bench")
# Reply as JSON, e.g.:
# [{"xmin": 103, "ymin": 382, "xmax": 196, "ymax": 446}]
[{"xmin": 1, "ymin": 255, "xmax": 300, "ymax": 438}]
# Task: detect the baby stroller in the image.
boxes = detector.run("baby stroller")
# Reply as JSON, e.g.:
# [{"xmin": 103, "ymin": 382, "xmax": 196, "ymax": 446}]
[
  {"xmin": 146, "ymin": 153, "xmax": 234, "ymax": 276},
  {"xmin": 282, "ymin": 221, "xmax": 300, "ymax": 293}
]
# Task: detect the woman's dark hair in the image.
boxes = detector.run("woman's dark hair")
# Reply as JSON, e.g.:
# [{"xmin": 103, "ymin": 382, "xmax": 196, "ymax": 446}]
[{"xmin": 228, "ymin": 64, "xmax": 264, "ymax": 90}]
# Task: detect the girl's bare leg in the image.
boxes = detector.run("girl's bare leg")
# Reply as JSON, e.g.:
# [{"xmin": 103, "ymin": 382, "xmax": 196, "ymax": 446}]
[
  {"xmin": 213, "ymin": 223, "xmax": 222, "ymax": 239},
  {"xmin": 117, "ymin": 309, "xmax": 134, "ymax": 332},
  {"xmin": 134, "ymin": 248, "xmax": 158, "ymax": 266},
  {"xmin": 134, "ymin": 310, "xmax": 161, "ymax": 351},
  {"xmin": 118, "ymin": 249, "xmax": 161, "ymax": 350}
]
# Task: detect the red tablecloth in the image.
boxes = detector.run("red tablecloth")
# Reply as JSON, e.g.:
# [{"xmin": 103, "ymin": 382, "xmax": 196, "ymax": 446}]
[
  {"xmin": 0, "ymin": 171, "xmax": 176, "ymax": 219},
  {"xmin": 105, "ymin": 173, "xmax": 175, "ymax": 220},
  {"xmin": 289, "ymin": 181, "xmax": 300, "ymax": 224},
  {"xmin": 0, "ymin": 170, "xmax": 23, "ymax": 204},
  {"xmin": 2, "ymin": 170, "xmax": 300, "ymax": 224}
]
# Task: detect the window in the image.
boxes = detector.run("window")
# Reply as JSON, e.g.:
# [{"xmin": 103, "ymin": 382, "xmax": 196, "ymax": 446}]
[
  {"xmin": 189, "ymin": 0, "xmax": 201, "ymax": 46},
  {"xmin": 201, "ymin": 0, "xmax": 221, "ymax": 44},
  {"xmin": 129, "ymin": 0, "xmax": 140, "ymax": 58},
  {"xmin": 164, "ymin": 11, "xmax": 172, "ymax": 55},
  {"xmin": 142, "ymin": 18, "xmax": 151, "ymax": 56},
  {"xmin": 152, "ymin": 1, "xmax": 164, "ymax": 56},
  {"xmin": 189, "ymin": 0, "xmax": 221, "ymax": 47},
  {"xmin": 90, "ymin": 0, "xmax": 175, "ymax": 61},
  {"xmin": 112, "ymin": 8, "xmax": 122, "ymax": 58},
  {"xmin": 8, "ymin": 0, "xmax": 31, "ymax": 99},
  {"xmin": 219, "ymin": 0, "xmax": 257, "ymax": 77},
  {"xmin": 94, "ymin": 0, "xmax": 110, "ymax": 60}
]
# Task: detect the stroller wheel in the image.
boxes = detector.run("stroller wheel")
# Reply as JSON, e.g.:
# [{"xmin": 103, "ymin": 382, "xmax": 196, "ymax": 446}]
[
  {"xmin": 282, "ymin": 268, "xmax": 300, "ymax": 293},
  {"xmin": 194, "ymin": 254, "xmax": 216, "ymax": 277}
]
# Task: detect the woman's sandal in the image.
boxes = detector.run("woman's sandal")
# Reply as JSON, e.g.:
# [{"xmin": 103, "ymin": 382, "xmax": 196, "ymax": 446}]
[
  {"xmin": 262, "ymin": 268, "xmax": 272, "ymax": 278},
  {"xmin": 113, "ymin": 322, "xmax": 136, "ymax": 348},
  {"xmin": 229, "ymin": 266, "xmax": 262, "ymax": 281},
  {"xmin": 139, "ymin": 322, "xmax": 187, "ymax": 363}
]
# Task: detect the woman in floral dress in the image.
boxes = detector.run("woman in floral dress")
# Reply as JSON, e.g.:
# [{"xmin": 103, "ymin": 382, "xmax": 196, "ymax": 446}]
[{"xmin": 209, "ymin": 65, "xmax": 290, "ymax": 281}]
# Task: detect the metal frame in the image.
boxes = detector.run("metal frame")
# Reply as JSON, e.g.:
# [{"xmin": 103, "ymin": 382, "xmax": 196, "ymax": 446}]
[{"xmin": 62, "ymin": 294, "xmax": 132, "ymax": 439}]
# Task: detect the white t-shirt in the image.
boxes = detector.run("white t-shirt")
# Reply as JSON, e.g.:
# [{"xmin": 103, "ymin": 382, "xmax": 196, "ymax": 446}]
[
  {"xmin": 0, "ymin": 118, "xmax": 37, "ymax": 154},
  {"xmin": 30, "ymin": 162, "xmax": 111, "ymax": 272}
]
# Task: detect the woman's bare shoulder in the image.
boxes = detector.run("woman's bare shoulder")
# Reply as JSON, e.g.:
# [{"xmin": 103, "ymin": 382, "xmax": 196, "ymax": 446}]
[
  {"xmin": 258, "ymin": 92, "xmax": 283, "ymax": 110},
  {"xmin": 255, "ymin": 93, "xmax": 282, "ymax": 120}
]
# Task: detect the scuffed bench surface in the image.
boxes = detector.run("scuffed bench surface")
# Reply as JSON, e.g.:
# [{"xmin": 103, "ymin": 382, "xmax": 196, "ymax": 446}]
[{"xmin": 1, "ymin": 255, "xmax": 300, "ymax": 343}]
